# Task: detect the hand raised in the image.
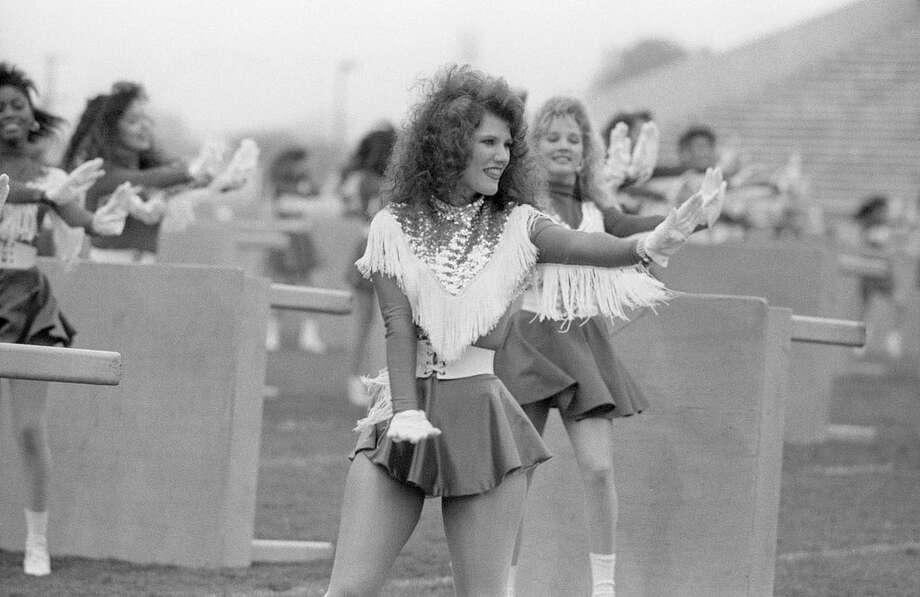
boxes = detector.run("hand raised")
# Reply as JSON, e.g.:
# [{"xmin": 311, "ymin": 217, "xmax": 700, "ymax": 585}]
[
  {"xmin": 47, "ymin": 158, "xmax": 105, "ymax": 205},
  {"xmin": 0, "ymin": 173, "xmax": 9, "ymax": 212},
  {"xmin": 627, "ymin": 121, "xmax": 659, "ymax": 184}
]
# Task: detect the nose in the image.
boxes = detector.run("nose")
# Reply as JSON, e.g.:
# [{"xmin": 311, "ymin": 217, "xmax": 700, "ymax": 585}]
[{"xmin": 495, "ymin": 144, "xmax": 510, "ymax": 165}]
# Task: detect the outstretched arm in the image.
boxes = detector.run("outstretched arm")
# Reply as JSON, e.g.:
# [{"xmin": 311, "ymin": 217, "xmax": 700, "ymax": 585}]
[
  {"xmin": 531, "ymin": 218, "xmax": 645, "ymax": 267},
  {"xmin": 600, "ymin": 205, "xmax": 665, "ymax": 236}
]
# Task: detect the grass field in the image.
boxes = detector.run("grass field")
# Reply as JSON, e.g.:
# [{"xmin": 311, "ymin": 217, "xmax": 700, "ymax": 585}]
[{"xmin": 1, "ymin": 342, "xmax": 918, "ymax": 596}]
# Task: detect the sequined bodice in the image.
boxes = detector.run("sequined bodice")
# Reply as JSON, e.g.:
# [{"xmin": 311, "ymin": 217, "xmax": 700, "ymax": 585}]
[{"xmin": 389, "ymin": 198, "xmax": 511, "ymax": 295}]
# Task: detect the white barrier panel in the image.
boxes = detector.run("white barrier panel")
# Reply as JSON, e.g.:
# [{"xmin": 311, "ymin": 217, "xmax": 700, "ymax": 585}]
[
  {"xmin": 0, "ymin": 260, "xmax": 269, "ymax": 567},
  {"xmin": 517, "ymin": 295, "xmax": 790, "ymax": 597}
]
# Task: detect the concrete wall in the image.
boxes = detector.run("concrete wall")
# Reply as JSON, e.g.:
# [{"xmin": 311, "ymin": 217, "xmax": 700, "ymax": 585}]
[
  {"xmin": 517, "ymin": 295, "xmax": 791, "ymax": 597},
  {"xmin": 658, "ymin": 241, "xmax": 842, "ymax": 443},
  {"xmin": 0, "ymin": 260, "xmax": 269, "ymax": 567}
]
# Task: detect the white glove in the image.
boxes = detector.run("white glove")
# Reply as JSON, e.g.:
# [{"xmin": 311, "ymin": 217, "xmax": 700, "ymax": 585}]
[
  {"xmin": 698, "ymin": 167, "xmax": 727, "ymax": 228},
  {"xmin": 640, "ymin": 192, "xmax": 704, "ymax": 267},
  {"xmin": 627, "ymin": 121, "xmax": 659, "ymax": 184},
  {"xmin": 0, "ymin": 173, "xmax": 9, "ymax": 212},
  {"xmin": 91, "ymin": 182, "xmax": 131, "ymax": 236},
  {"xmin": 603, "ymin": 122, "xmax": 631, "ymax": 190},
  {"xmin": 187, "ymin": 140, "xmax": 227, "ymax": 183},
  {"xmin": 46, "ymin": 158, "xmax": 105, "ymax": 205},
  {"xmin": 127, "ymin": 192, "xmax": 167, "ymax": 225},
  {"xmin": 209, "ymin": 138, "xmax": 259, "ymax": 192},
  {"xmin": 386, "ymin": 410, "xmax": 441, "ymax": 444}
]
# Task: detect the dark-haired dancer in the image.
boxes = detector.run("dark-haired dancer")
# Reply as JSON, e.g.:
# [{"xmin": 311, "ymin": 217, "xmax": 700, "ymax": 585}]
[
  {"xmin": 62, "ymin": 82, "xmax": 230, "ymax": 263},
  {"xmin": 323, "ymin": 66, "xmax": 704, "ymax": 597},
  {"xmin": 0, "ymin": 62, "xmax": 128, "ymax": 576},
  {"xmin": 496, "ymin": 97, "xmax": 724, "ymax": 597}
]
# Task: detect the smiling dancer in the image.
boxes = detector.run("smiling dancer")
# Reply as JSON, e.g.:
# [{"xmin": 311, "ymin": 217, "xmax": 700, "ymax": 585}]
[
  {"xmin": 323, "ymin": 66, "xmax": 705, "ymax": 597},
  {"xmin": 0, "ymin": 62, "xmax": 128, "ymax": 576},
  {"xmin": 495, "ymin": 96, "xmax": 724, "ymax": 597}
]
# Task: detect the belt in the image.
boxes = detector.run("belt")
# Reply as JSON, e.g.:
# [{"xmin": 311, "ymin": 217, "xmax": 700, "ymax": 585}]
[
  {"xmin": 416, "ymin": 341, "xmax": 494, "ymax": 379},
  {"xmin": 0, "ymin": 241, "xmax": 38, "ymax": 270}
]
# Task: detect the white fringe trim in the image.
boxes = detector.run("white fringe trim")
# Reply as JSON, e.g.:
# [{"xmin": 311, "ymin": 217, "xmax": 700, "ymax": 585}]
[
  {"xmin": 353, "ymin": 369, "xmax": 392, "ymax": 432},
  {"xmin": 525, "ymin": 200, "xmax": 672, "ymax": 322},
  {"xmin": 528, "ymin": 263, "xmax": 674, "ymax": 321},
  {"xmin": 356, "ymin": 205, "xmax": 541, "ymax": 362}
]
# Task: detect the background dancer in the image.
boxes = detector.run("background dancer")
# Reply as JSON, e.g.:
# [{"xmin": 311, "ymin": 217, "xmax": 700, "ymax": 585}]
[
  {"xmin": 0, "ymin": 62, "xmax": 128, "ymax": 576},
  {"xmin": 495, "ymin": 96, "xmax": 723, "ymax": 597}
]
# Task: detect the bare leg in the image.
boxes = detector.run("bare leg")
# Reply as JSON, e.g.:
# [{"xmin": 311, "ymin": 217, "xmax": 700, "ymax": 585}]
[
  {"xmin": 443, "ymin": 473, "xmax": 527, "ymax": 597},
  {"xmin": 9, "ymin": 379, "xmax": 51, "ymax": 512},
  {"xmin": 326, "ymin": 454, "xmax": 425, "ymax": 597},
  {"xmin": 562, "ymin": 416, "xmax": 617, "ymax": 554}
]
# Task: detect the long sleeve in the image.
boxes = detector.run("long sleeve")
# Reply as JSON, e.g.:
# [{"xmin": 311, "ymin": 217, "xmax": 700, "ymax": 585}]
[
  {"xmin": 86, "ymin": 162, "xmax": 192, "ymax": 211},
  {"xmin": 5, "ymin": 181, "xmax": 45, "ymax": 204},
  {"xmin": 531, "ymin": 219, "xmax": 643, "ymax": 268},
  {"xmin": 600, "ymin": 205, "xmax": 664, "ymax": 237},
  {"xmin": 373, "ymin": 273, "xmax": 419, "ymax": 413}
]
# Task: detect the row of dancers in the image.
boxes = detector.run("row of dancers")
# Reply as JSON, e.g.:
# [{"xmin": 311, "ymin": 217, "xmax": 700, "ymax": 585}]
[
  {"xmin": 1, "ymin": 60, "xmax": 725, "ymax": 594},
  {"xmin": 0, "ymin": 61, "xmax": 253, "ymax": 577}
]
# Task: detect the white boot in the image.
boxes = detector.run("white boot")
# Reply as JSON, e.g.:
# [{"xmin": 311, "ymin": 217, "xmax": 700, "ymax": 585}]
[
  {"xmin": 266, "ymin": 315, "xmax": 281, "ymax": 352},
  {"xmin": 24, "ymin": 509, "xmax": 50, "ymax": 576},
  {"xmin": 298, "ymin": 318, "xmax": 327, "ymax": 354}
]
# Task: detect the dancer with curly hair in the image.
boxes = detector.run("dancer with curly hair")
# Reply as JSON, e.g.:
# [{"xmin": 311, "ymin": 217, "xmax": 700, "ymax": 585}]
[{"xmin": 323, "ymin": 67, "xmax": 704, "ymax": 597}]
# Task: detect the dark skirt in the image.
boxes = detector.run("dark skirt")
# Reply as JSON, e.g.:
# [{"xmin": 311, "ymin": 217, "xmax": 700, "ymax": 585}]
[
  {"xmin": 352, "ymin": 374, "xmax": 552, "ymax": 497},
  {"xmin": 494, "ymin": 311, "xmax": 648, "ymax": 421},
  {"xmin": 0, "ymin": 267, "xmax": 76, "ymax": 347},
  {"xmin": 267, "ymin": 231, "xmax": 321, "ymax": 284}
]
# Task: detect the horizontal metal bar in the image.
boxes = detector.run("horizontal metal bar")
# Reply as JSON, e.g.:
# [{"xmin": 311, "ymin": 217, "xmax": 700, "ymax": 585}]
[
  {"xmin": 791, "ymin": 315, "xmax": 865, "ymax": 347},
  {"xmin": 269, "ymin": 284, "xmax": 352, "ymax": 314},
  {"xmin": 838, "ymin": 254, "xmax": 889, "ymax": 277},
  {"xmin": 0, "ymin": 342, "xmax": 122, "ymax": 385}
]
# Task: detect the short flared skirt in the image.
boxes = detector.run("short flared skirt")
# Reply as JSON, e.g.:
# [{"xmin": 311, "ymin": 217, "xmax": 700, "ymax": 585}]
[
  {"xmin": 351, "ymin": 374, "xmax": 552, "ymax": 498},
  {"xmin": 0, "ymin": 267, "xmax": 76, "ymax": 347},
  {"xmin": 494, "ymin": 311, "xmax": 648, "ymax": 421}
]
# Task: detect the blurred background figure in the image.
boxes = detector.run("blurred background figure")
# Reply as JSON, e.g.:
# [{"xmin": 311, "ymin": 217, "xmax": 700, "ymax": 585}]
[
  {"xmin": 601, "ymin": 110, "xmax": 657, "ymax": 215},
  {"xmin": 62, "ymin": 82, "xmax": 217, "ymax": 264},
  {"xmin": 263, "ymin": 146, "xmax": 326, "ymax": 353},
  {"xmin": 338, "ymin": 125, "xmax": 397, "ymax": 407},
  {"xmin": 853, "ymin": 194, "xmax": 903, "ymax": 359}
]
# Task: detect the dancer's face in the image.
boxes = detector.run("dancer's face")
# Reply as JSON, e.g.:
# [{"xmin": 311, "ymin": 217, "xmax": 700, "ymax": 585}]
[
  {"xmin": 117, "ymin": 98, "xmax": 154, "ymax": 153},
  {"xmin": 0, "ymin": 85, "xmax": 34, "ymax": 145},
  {"xmin": 455, "ymin": 111, "xmax": 511, "ymax": 202},
  {"xmin": 536, "ymin": 115, "xmax": 583, "ymax": 182}
]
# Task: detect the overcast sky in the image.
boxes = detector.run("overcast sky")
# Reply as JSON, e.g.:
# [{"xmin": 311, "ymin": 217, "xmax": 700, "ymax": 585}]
[{"xmin": 2, "ymin": 0, "xmax": 855, "ymax": 144}]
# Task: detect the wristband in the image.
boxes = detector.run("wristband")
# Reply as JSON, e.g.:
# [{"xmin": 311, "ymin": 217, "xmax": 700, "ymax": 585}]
[{"xmin": 635, "ymin": 237, "xmax": 652, "ymax": 266}]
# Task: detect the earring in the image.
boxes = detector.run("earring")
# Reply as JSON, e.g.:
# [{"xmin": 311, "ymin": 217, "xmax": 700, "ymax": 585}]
[{"xmin": 29, "ymin": 121, "xmax": 40, "ymax": 132}]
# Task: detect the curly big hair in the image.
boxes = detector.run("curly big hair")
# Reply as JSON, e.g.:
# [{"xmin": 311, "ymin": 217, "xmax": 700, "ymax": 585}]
[
  {"xmin": 385, "ymin": 64, "xmax": 535, "ymax": 208},
  {"xmin": 0, "ymin": 62, "xmax": 65, "ymax": 141},
  {"xmin": 529, "ymin": 95, "xmax": 611, "ymax": 208}
]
